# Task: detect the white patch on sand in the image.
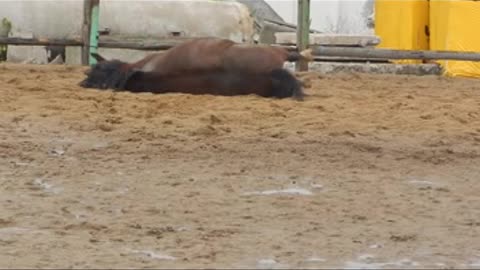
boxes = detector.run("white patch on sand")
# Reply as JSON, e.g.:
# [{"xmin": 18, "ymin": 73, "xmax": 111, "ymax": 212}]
[
  {"xmin": 73, "ymin": 212, "xmax": 88, "ymax": 220},
  {"xmin": 92, "ymin": 142, "xmax": 110, "ymax": 150},
  {"xmin": 305, "ymin": 257, "xmax": 327, "ymax": 262},
  {"xmin": 357, "ymin": 254, "xmax": 375, "ymax": 261},
  {"xmin": 176, "ymin": 226, "xmax": 189, "ymax": 232},
  {"xmin": 243, "ymin": 188, "xmax": 313, "ymax": 196},
  {"xmin": 310, "ymin": 183, "xmax": 324, "ymax": 189},
  {"xmin": 343, "ymin": 256, "xmax": 419, "ymax": 269},
  {"xmin": 258, "ymin": 259, "xmax": 278, "ymax": 265},
  {"xmin": 129, "ymin": 249, "xmax": 176, "ymax": 260},
  {"xmin": 369, "ymin": 244, "xmax": 383, "ymax": 249},
  {"xmin": 256, "ymin": 258, "xmax": 288, "ymax": 269},
  {"xmin": 408, "ymin": 180, "xmax": 436, "ymax": 186},
  {"xmin": 33, "ymin": 178, "xmax": 62, "ymax": 194},
  {"xmin": 344, "ymin": 261, "xmax": 385, "ymax": 269},
  {"xmin": 49, "ymin": 148, "xmax": 65, "ymax": 156},
  {"xmin": 117, "ymin": 187, "xmax": 129, "ymax": 195},
  {"xmin": 469, "ymin": 259, "xmax": 480, "ymax": 267},
  {"xmin": 13, "ymin": 162, "xmax": 29, "ymax": 166},
  {"xmin": 407, "ymin": 179, "xmax": 446, "ymax": 189}
]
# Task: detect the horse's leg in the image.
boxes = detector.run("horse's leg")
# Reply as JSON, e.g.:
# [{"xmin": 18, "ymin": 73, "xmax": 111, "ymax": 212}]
[
  {"xmin": 270, "ymin": 69, "xmax": 305, "ymax": 100},
  {"xmin": 285, "ymin": 49, "xmax": 315, "ymax": 62}
]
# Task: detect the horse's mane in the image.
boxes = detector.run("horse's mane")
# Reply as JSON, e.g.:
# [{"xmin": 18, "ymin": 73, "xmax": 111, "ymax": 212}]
[{"xmin": 79, "ymin": 60, "xmax": 133, "ymax": 90}]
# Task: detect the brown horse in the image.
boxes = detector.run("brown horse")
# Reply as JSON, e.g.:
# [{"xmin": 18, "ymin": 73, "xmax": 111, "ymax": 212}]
[
  {"xmin": 106, "ymin": 68, "xmax": 304, "ymax": 100},
  {"xmin": 80, "ymin": 37, "xmax": 313, "ymax": 91}
]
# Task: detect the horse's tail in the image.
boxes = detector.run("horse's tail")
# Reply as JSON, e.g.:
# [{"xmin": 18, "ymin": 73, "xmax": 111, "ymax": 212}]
[
  {"xmin": 270, "ymin": 68, "xmax": 305, "ymax": 101},
  {"xmin": 286, "ymin": 48, "xmax": 315, "ymax": 62}
]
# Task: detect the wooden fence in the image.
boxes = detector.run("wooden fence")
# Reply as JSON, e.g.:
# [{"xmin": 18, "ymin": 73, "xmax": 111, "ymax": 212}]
[{"xmin": 1, "ymin": 0, "xmax": 480, "ymax": 71}]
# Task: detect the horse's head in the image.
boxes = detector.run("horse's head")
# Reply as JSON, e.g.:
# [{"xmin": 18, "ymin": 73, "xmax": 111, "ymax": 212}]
[{"xmin": 79, "ymin": 53, "xmax": 133, "ymax": 90}]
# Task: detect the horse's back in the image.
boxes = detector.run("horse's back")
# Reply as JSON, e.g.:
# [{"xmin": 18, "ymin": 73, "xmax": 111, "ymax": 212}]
[
  {"xmin": 139, "ymin": 38, "xmax": 235, "ymax": 74},
  {"xmin": 134, "ymin": 37, "xmax": 291, "ymax": 75},
  {"xmin": 223, "ymin": 45, "xmax": 289, "ymax": 73}
]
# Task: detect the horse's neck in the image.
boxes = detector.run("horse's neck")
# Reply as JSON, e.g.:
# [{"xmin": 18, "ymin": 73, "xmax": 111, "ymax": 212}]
[
  {"xmin": 122, "ymin": 72, "xmax": 155, "ymax": 91},
  {"xmin": 132, "ymin": 53, "xmax": 166, "ymax": 72}
]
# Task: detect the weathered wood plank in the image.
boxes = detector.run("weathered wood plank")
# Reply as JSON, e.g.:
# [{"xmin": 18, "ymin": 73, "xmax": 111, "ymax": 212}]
[
  {"xmin": 296, "ymin": 0, "xmax": 310, "ymax": 71},
  {"xmin": 0, "ymin": 37, "xmax": 83, "ymax": 46},
  {"xmin": 82, "ymin": 0, "xmax": 100, "ymax": 65},
  {"xmin": 276, "ymin": 33, "xmax": 381, "ymax": 47},
  {"xmin": 0, "ymin": 36, "xmax": 297, "ymax": 52},
  {"xmin": 0, "ymin": 36, "xmax": 202, "ymax": 50},
  {"xmin": 82, "ymin": 0, "xmax": 93, "ymax": 64}
]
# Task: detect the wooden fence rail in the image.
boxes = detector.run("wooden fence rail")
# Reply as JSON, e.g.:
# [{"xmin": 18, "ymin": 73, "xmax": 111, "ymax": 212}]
[
  {"xmin": 0, "ymin": 36, "xmax": 297, "ymax": 51},
  {"xmin": 0, "ymin": 36, "xmax": 210, "ymax": 51}
]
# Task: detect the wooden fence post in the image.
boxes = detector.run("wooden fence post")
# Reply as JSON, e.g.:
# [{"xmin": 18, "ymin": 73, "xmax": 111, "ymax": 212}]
[
  {"xmin": 82, "ymin": 0, "xmax": 100, "ymax": 66},
  {"xmin": 296, "ymin": 0, "xmax": 310, "ymax": 72}
]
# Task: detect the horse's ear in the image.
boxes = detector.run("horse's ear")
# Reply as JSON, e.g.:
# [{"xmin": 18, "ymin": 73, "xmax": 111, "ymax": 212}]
[{"xmin": 90, "ymin": 52, "xmax": 107, "ymax": 62}]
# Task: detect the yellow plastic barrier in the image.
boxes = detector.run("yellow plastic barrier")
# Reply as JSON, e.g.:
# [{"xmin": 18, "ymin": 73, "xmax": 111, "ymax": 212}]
[
  {"xmin": 430, "ymin": 0, "xmax": 480, "ymax": 78},
  {"xmin": 375, "ymin": 0, "xmax": 429, "ymax": 64}
]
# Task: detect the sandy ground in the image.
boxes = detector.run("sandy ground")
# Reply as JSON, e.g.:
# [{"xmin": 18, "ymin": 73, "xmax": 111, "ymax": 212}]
[{"xmin": 0, "ymin": 63, "xmax": 480, "ymax": 269}]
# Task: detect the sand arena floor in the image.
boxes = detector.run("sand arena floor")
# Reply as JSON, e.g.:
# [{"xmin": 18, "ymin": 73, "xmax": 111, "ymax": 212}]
[{"xmin": 0, "ymin": 63, "xmax": 480, "ymax": 268}]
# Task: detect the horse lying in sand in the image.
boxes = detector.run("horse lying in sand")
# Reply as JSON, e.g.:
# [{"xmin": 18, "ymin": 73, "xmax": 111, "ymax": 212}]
[
  {"xmin": 112, "ymin": 68, "xmax": 304, "ymax": 99},
  {"xmin": 79, "ymin": 37, "xmax": 312, "ymax": 99}
]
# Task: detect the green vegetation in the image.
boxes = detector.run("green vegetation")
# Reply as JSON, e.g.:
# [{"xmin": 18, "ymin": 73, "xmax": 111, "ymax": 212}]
[{"xmin": 0, "ymin": 18, "xmax": 12, "ymax": 62}]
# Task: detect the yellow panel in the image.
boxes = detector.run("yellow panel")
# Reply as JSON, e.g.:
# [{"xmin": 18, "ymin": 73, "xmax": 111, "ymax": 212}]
[
  {"xmin": 429, "ymin": 0, "xmax": 449, "ymax": 51},
  {"xmin": 430, "ymin": 0, "xmax": 480, "ymax": 78},
  {"xmin": 375, "ymin": 0, "xmax": 429, "ymax": 64}
]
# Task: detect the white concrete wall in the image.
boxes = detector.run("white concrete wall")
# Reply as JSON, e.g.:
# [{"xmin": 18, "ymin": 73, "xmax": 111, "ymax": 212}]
[
  {"xmin": 265, "ymin": 0, "xmax": 373, "ymax": 34},
  {"xmin": 0, "ymin": 0, "xmax": 256, "ymax": 63},
  {"xmin": 0, "ymin": 0, "xmax": 255, "ymax": 40},
  {"xmin": 0, "ymin": 1, "xmax": 83, "ymax": 38},
  {"xmin": 99, "ymin": 1, "xmax": 255, "ymax": 42}
]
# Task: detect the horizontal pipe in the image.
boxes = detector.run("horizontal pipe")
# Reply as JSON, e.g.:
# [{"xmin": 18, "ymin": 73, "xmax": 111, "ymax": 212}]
[{"xmin": 307, "ymin": 46, "xmax": 480, "ymax": 62}]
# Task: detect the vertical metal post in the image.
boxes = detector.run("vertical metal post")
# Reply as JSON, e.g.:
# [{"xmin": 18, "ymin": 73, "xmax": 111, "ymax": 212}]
[
  {"xmin": 82, "ymin": 0, "xmax": 100, "ymax": 66},
  {"xmin": 296, "ymin": 0, "xmax": 310, "ymax": 72}
]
